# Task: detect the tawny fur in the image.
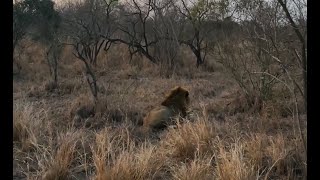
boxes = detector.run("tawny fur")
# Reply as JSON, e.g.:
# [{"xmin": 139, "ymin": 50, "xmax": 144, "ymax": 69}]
[{"xmin": 142, "ymin": 86, "xmax": 190, "ymax": 133}]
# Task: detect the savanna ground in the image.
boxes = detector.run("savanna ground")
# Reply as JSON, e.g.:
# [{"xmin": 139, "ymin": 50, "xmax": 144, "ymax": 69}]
[{"xmin": 13, "ymin": 40, "xmax": 307, "ymax": 180}]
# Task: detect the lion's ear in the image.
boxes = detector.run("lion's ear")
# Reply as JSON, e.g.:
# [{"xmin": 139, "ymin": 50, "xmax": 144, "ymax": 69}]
[
  {"xmin": 166, "ymin": 86, "xmax": 179, "ymax": 97},
  {"xmin": 174, "ymin": 86, "xmax": 183, "ymax": 92},
  {"xmin": 176, "ymin": 86, "xmax": 182, "ymax": 91},
  {"xmin": 172, "ymin": 86, "xmax": 181, "ymax": 91}
]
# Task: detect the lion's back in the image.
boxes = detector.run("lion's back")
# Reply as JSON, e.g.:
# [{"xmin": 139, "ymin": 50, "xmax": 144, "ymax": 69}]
[{"xmin": 143, "ymin": 106, "xmax": 173, "ymax": 129}]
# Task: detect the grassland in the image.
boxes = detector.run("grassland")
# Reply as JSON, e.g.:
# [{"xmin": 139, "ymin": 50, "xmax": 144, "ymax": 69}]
[{"xmin": 13, "ymin": 41, "xmax": 307, "ymax": 180}]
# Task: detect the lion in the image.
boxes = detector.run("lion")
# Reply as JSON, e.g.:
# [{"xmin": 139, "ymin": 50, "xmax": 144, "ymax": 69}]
[{"xmin": 142, "ymin": 86, "xmax": 190, "ymax": 133}]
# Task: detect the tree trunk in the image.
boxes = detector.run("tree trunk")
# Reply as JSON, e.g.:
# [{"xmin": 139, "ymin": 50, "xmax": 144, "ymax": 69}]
[
  {"xmin": 196, "ymin": 51, "xmax": 204, "ymax": 68},
  {"xmin": 302, "ymin": 44, "xmax": 307, "ymax": 111},
  {"xmin": 83, "ymin": 60, "xmax": 98, "ymax": 102},
  {"xmin": 53, "ymin": 56, "xmax": 58, "ymax": 85}
]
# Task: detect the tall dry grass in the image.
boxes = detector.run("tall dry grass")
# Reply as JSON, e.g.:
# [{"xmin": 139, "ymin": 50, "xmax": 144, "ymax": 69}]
[{"xmin": 13, "ymin": 99, "xmax": 306, "ymax": 179}]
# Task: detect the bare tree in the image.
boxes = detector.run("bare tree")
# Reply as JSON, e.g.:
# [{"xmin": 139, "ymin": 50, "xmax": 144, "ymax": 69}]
[
  {"xmin": 13, "ymin": 2, "xmax": 29, "ymax": 55},
  {"xmin": 217, "ymin": 0, "xmax": 307, "ymax": 157},
  {"xmin": 46, "ymin": 38, "xmax": 62, "ymax": 86},
  {"xmin": 13, "ymin": 0, "xmax": 34, "ymax": 74},
  {"xmin": 62, "ymin": 0, "xmax": 116, "ymax": 101},
  {"xmin": 277, "ymin": 0, "xmax": 307, "ymax": 112},
  {"xmin": 150, "ymin": 0, "xmax": 180, "ymax": 75},
  {"xmin": 218, "ymin": 0, "xmax": 306, "ymax": 106},
  {"xmin": 171, "ymin": 0, "xmax": 228, "ymax": 67},
  {"xmin": 13, "ymin": 0, "xmax": 62, "ymax": 82},
  {"xmin": 102, "ymin": 0, "xmax": 160, "ymax": 64}
]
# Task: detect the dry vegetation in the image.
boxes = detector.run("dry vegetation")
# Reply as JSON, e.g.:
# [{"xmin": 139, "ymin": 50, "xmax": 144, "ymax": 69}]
[
  {"xmin": 13, "ymin": 0, "xmax": 307, "ymax": 179},
  {"xmin": 13, "ymin": 40, "xmax": 306, "ymax": 179}
]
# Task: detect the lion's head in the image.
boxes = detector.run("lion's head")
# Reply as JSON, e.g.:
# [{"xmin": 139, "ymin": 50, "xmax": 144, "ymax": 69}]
[{"xmin": 161, "ymin": 86, "xmax": 190, "ymax": 110}]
